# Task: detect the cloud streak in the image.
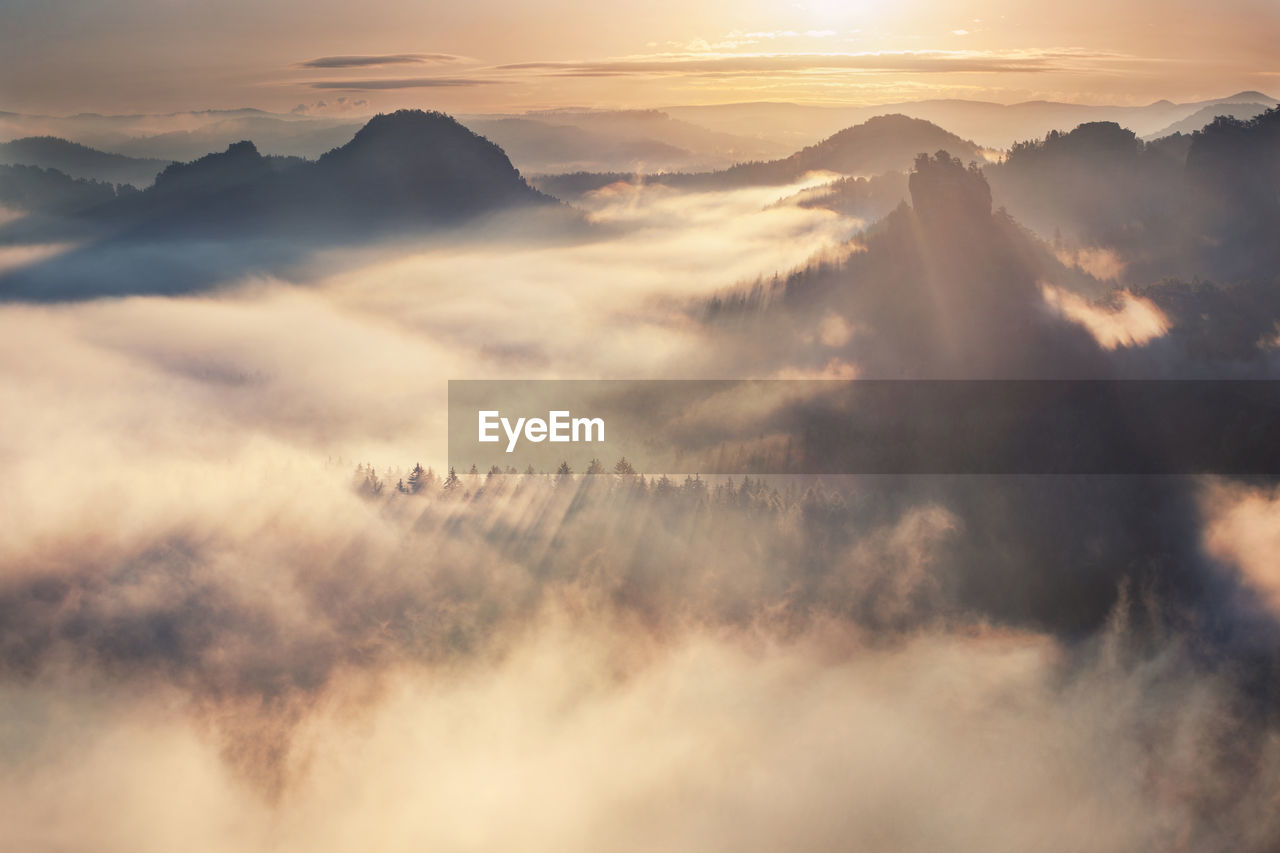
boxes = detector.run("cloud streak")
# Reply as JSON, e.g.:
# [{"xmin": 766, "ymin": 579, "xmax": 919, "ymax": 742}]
[
  {"xmin": 497, "ymin": 49, "xmax": 1119, "ymax": 78},
  {"xmin": 297, "ymin": 53, "xmax": 458, "ymax": 69},
  {"xmin": 307, "ymin": 77, "xmax": 498, "ymax": 90}
]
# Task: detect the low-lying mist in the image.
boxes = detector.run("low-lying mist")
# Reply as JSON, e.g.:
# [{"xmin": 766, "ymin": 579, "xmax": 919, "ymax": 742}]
[{"xmin": 3, "ymin": 168, "xmax": 1280, "ymax": 852}]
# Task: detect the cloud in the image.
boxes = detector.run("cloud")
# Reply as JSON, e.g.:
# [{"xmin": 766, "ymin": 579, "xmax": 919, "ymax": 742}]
[
  {"xmin": 290, "ymin": 97, "xmax": 370, "ymax": 115},
  {"xmin": 307, "ymin": 77, "xmax": 498, "ymax": 90},
  {"xmin": 297, "ymin": 54, "xmax": 458, "ymax": 69},
  {"xmin": 1040, "ymin": 282, "xmax": 1170, "ymax": 350},
  {"xmin": 4, "ymin": 614, "xmax": 1279, "ymax": 852},
  {"xmin": 0, "ymin": 242, "xmax": 75, "ymax": 275},
  {"xmin": 1204, "ymin": 481, "xmax": 1280, "ymax": 617},
  {"xmin": 1054, "ymin": 245, "xmax": 1127, "ymax": 281}
]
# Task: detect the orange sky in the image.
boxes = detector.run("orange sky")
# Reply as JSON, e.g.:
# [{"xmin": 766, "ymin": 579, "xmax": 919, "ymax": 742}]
[{"xmin": 1, "ymin": 0, "xmax": 1277, "ymax": 114}]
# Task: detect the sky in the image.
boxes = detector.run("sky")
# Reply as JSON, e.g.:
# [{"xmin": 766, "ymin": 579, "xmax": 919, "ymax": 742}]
[{"xmin": 1, "ymin": 0, "xmax": 1278, "ymax": 115}]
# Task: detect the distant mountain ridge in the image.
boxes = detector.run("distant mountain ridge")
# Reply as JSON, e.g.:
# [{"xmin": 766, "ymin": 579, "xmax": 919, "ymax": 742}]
[
  {"xmin": 0, "ymin": 136, "xmax": 169, "ymax": 186},
  {"xmin": 463, "ymin": 117, "xmax": 693, "ymax": 173},
  {"xmin": 461, "ymin": 110, "xmax": 788, "ymax": 174},
  {"xmin": 0, "ymin": 108, "xmax": 364, "ymax": 161},
  {"xmin": 663, "ymin": 91, "xmax": 1280, "ymax": 150},
  {"xmin": 0, "ymin": 164, "xmax": 129, "ymax": 216},
  {"xmin": 109, "ymin": 116, "xmax": 364, "ymax": 161},
  {"xmin": 748, "ymin": 113, "xmax": 983, "ymax": 178},
  {"xmin": 1144, "ymin": 102, "xmax": 1275, "ymax": 140},
  {"xmin": 533, "ymin": 114, "xmax": 983, "ymax": 197},
  {"xmin": 98, "ymin": 109, "xmax": 553, "ymax": 239},
  {"xmin": 3, "ymin": 91, "xmax": 1273, "ymax": 171},
  {"xmin": 0, "ymin": 110, "xmax": 560, "ymax": 300}
]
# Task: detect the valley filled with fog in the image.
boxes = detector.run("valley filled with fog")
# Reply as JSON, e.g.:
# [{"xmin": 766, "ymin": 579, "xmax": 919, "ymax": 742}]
[{"xmin": 3, "ymin": 96, "xmax": 1280, "ymax": 851}]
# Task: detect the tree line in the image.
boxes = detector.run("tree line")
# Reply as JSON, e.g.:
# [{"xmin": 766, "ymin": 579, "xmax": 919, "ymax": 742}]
[{"xmin": 351, "ymin": 459, "xmax": 820, "ymax": 513}]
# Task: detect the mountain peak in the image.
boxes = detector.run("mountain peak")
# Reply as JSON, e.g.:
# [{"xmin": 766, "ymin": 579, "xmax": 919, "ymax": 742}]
[
  {"xmin": 352, "ymin": 108, "xmax": 467, "ymax": 134},
  {"xmin": 324, "ymin": 110, "xmax": 496, "ymax": 161},
  {"xmin": 1226, "ymin": 90, "xmax": 1274, "ymax": 102},
  {"xmin": 224, "ymin": 140, "xmax": 261, "ymax": 157},
  {"xmin": 152, "ymin": 140, "xmax": 267, "ymax": 193},
  {"xmin": 825, "ymin": 113, "xmax": 957, "ymax": 140},
  {"xmin": 797, "ymin": 114, "xmax": 982, "ymax": 175},
  {"xmin": 316, "ymin": 109, "xmax": 538, "ymax": 214}
]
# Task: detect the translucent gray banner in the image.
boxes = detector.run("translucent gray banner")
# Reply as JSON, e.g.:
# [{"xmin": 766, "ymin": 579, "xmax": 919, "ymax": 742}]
[{"xmin": 448, "ymin": 380, "xmax": 1280, "ymax": 475}]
